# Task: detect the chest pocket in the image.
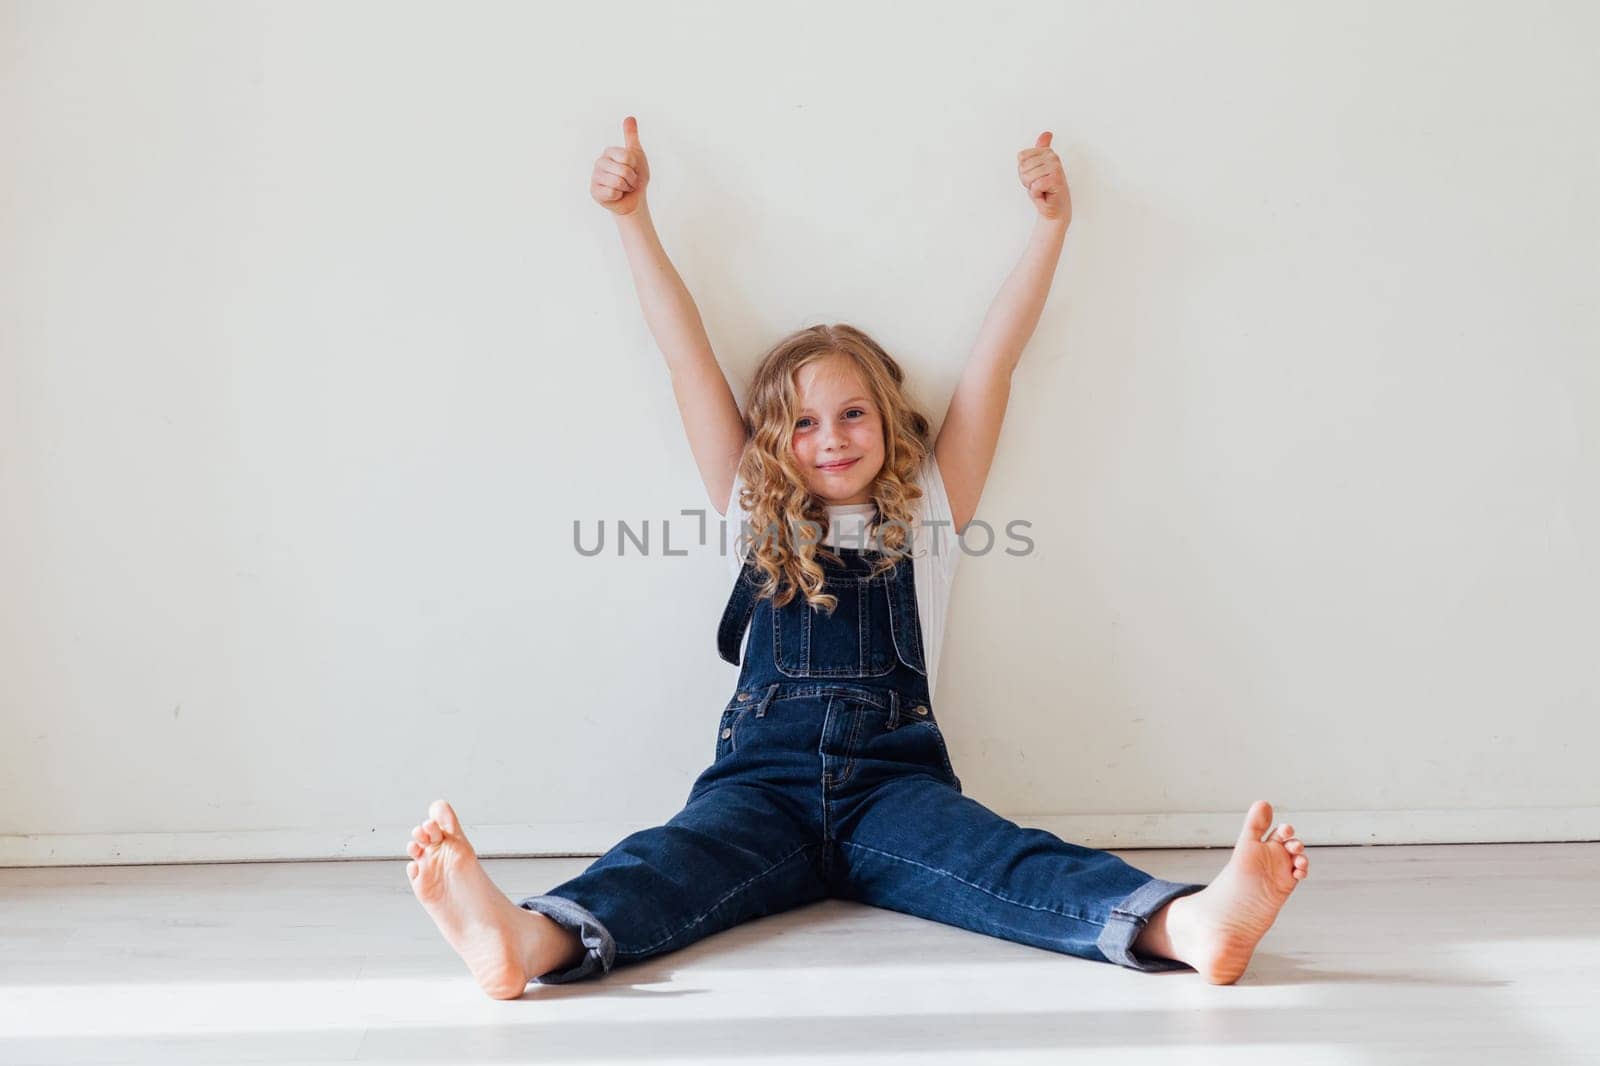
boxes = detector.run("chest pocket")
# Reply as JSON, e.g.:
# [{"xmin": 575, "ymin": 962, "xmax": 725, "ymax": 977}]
[
  {"xmin": 772, "ymin": 570, "xmax": 897, "ymax": 678},
  {"xmin": 768, "ymin": 550, "xmax": 929, "ymax": 679}
]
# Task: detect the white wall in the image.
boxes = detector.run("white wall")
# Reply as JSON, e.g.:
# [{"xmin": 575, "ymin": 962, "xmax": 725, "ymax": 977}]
[{"xmin": 2, "ymin": 0, "xmax": 1596, "ymax": 866}]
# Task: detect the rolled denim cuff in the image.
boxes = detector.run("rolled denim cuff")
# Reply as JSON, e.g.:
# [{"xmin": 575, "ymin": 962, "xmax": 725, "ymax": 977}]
[
  {"xmin": 516, "ymin": 893, "xmax": 617, "ymax": 983},
  {"xmin": 1096, "ymin": 877, "xmax": 1206, "ymax": 973}
]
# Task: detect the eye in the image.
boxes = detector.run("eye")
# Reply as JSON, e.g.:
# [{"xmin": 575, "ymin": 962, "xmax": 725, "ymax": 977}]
[
  {"xmin": 795, "ymin": 417, "xmax": 815, "ymax": 430},
  {"xmin": 844, "ymin": 408, "xmax": 866, "ymax": 419}
]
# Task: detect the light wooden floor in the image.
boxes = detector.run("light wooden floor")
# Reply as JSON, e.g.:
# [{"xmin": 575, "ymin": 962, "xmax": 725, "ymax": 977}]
[{"xmin": 1, "ymin": 842, "xmax": 1596, "ymax": 1065}]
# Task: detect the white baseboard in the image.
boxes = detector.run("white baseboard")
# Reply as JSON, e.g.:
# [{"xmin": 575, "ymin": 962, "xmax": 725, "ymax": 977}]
[{"xmin": 4, "ymin": 807, "xmax": 1598, "ymax": 868}]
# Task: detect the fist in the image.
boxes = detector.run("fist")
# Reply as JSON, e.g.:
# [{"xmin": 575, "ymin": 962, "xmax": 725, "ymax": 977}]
[
  {"xmin": 1018, "ymin": 131, "xmax": 1070, "ymax": 224},
  {"xmin": 591, "ymin": 116, "xmax": 650, "ymax": 216}
]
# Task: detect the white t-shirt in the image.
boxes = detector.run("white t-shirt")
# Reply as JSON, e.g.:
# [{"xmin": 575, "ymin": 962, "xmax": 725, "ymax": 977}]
[{"xmin": 723, "ymin": 451, "xmax": 961, "ymax": 701}]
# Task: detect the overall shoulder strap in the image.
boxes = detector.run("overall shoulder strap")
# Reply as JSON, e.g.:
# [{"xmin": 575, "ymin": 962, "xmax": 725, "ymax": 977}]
[
  {"xmin": 882, "ymin": 556, "xmax": 927, "ymax": 676},
  {"xmin": 716, "ymin": 559, "xmax": 764, "ymax": 665}
]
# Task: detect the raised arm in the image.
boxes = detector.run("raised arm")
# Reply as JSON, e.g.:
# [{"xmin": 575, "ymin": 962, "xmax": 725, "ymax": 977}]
[
  {"xmin": 592, "ymin": 116, "xmax": 748, "ymax": 514},
  {"xmin": 935, "ymin": 131, "xmax": 1071, "ymax": 533}
]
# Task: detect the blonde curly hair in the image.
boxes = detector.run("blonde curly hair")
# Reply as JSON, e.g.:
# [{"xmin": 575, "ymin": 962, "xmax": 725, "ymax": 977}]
[{"xmin": 735, "ymin": 323, "xmax": 932, "ymax": 612}]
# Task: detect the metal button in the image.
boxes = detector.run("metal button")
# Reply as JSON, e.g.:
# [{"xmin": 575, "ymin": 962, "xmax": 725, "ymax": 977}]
[
  {"xmin": 721, "ymin": 727, "xmax": 733, "ymax": 739},
  {"xmin": 737, "ymin": 691, "xmax": 751, "ymax": 702},
  {"xmin": 914, "ymin": 705, "xmax": 929, "ymax": 716}
]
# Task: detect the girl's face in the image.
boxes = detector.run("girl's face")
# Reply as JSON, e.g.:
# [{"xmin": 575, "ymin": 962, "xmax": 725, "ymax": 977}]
[{"xmin": 790, "ymin": 354, "xmax": 885, "ymax": 505}]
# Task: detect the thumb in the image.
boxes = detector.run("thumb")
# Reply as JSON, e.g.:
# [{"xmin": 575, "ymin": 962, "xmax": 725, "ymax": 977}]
[
  {"xmin": 1035, "ymin": 131, "xmax": 1052, "ymax": 149},
  {"xmin": 623, "ymin": 115, "xmax": 641, "ymax": 149}
]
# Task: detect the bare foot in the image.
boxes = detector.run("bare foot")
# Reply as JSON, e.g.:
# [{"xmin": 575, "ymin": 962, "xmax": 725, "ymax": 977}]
[
  {"xmin": 405, "ymin": 799, "xmax": 582, "ymax": 999},
  {"xmin": 1142, "ymin": 800, "xmax": 1309, "ymax": 985}
]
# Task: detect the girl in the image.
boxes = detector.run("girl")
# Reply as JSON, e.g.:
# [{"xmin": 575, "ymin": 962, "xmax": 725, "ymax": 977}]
[{"xmin": 404, "ymin": 117, "xmax": 1310, "ymax": 999}]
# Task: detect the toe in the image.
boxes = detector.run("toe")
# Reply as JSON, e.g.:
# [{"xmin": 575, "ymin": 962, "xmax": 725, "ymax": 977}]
[
  {"xmin": 411, "ymin": 825, "xmax": 430, "ymax": 846},
  {"xmin": 407, "ymin": 860, "xmax": 418, "ymax": 880},
  {"xmin": 423, "ymin": 821, "xmax": 443, "ymax": 845},
  {"xmin": 430, "ymin": 799, "xmax": 462, "ymax": 836},
  {"xmin": 1276, "ymin": 823, "xmax": 1295, "ymax": 841},
  {"xmin": 407, "ymin": 841, "xmax": 424, "ymax": 859},
  {"xmin": 1241, "ymin": 800, "xmax": 1274, "ymax": 845},
  {"xmin": 1284, "ymin": 839, "xmax": 1304, "ymax": 855}
]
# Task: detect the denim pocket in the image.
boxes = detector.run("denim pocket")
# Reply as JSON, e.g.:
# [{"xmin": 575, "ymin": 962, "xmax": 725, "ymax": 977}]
[
  {"xmin": 723, "ymin": 701, "xmax": 758, "ymax": 758},
  {"xmin": 772, "ymin": 576, "xmax": 897, "ymax": 679},
  {"xmin": 909, "ymin": 718, "xmax": 961, "ymax": 791},
  {"xmin": 889, "ymin": 710, "xmax": 947, "ymax": 793},
  {"xmin": 858, "ymin": 703, "xmax": 960, "ymax": 791},
  {"xmin": 716, "ymin": 696, "xmax": 760, "ymax": 758}
]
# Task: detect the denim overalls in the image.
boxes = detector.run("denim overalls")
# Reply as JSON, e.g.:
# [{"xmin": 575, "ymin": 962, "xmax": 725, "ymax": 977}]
[{"xmin": 519, "ymin": 546, "xmax": 1205, "ymax": 982}]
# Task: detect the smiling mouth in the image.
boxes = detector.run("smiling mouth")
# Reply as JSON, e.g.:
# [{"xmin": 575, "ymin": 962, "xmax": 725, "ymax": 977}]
[{"xmin": 818, "ymin": 458, "xmax": 860, "ymax": 472}]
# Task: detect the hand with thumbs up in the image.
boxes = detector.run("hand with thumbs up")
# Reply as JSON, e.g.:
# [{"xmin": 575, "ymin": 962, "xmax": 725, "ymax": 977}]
[
  {"xmin": 591, "ymin": 115, "xmax": 651, "ymax": 217},
  {"xmin": 1018, "ymin": 131, "xmax": 1070, "ymax": 225}
]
